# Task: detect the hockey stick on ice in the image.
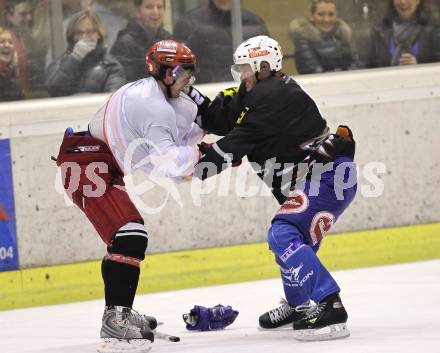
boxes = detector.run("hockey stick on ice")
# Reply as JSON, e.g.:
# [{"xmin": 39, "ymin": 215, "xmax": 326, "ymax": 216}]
[
  {"xmin": 153, "ymin": 321, "xmax": 180, "ymax": 341},
  {"xmin": 154, "ymin": 330, "xmax": 180, "ymax": 342}
]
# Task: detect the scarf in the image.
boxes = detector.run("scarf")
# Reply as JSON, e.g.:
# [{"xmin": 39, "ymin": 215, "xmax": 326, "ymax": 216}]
[{"xmin": 390, "ymin": 18, "xmax": 421, "ymax": 65}]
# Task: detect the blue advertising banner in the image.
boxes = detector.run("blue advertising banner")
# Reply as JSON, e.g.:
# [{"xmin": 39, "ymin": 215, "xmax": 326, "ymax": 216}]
[{"xmin": 0, "ymin": 139, "xmax": 19, "ymax": 271}]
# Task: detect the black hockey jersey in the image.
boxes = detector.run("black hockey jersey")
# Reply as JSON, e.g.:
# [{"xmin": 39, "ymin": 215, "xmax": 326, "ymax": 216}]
[{"xmin": 194, "ymin": 75, "xmax": 328, "ymax": 204}]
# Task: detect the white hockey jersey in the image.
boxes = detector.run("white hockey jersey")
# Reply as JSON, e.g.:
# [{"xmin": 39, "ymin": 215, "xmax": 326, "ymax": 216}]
[{"xmin": 89, "ymin": 77, "xmax": 204, "ymax": 178}]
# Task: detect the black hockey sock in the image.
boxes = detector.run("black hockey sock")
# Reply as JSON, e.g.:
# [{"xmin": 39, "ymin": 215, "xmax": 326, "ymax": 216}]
[{"xmin": 101, "ymin": 258, "xmax": 140, "ymax": 308}]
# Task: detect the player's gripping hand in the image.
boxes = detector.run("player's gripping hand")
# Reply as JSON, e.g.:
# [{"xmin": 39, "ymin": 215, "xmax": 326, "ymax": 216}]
[
  {"xmin": 198, "ymin": 141, "xmax": 213, "ymax": 155},
  {"xmin": 198, "ymin": 142, "xmax": 242, "ymax": 167},
  {"xmin": 215, "ymin": 82, "xmax": 246, "ymax": 104},
  {"xmin": 183, "ymin": 305, "xmax": 239, "ymax": 331},
  {"xmin": 187, "ymin": 86, "xmax": 211, "ymax": 119}
]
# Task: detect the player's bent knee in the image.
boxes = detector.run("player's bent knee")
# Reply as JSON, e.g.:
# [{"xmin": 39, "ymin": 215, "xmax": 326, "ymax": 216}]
[
  {"xmin": 267, "ymin": 219, "xmax": 304, "ymax": 256},
  {"xmin": 107, "ymin": 222, "xmax": 149, "ymax": 262}
]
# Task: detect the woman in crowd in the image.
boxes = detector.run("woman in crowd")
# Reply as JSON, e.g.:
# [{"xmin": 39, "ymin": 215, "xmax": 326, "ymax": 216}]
[
  {"xmin": 367, "ymin": 0, "xmax": 440, "ymax": 67},
  {"xmin": 289, "ymin": 0, "xmax": 361, "ymax": 74},
  {"xmin": 0, "ymin": 27, "xmax": 23, "ymax": 101},
  {"xmin": 46, "ymin": 9, "xmax": 125, "ymax": 97}
]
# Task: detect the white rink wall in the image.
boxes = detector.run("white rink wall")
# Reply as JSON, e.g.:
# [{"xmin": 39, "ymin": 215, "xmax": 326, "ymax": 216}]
[{"xmin": 1, "ymin": 64, "xmax": 440, "ymax": 268}]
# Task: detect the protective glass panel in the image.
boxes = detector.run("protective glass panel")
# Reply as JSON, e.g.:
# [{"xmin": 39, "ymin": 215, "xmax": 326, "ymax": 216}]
[
  {"xmin": 239, "ymin": 0, "xmax": 440, "ymax": 75},
  {"xmin": 2, "ymin": 0, "xmax": 440, "ymax": 102},
  {"xmin": 171, "ymin": 0, "xmax": 239, "ymax": 84}
]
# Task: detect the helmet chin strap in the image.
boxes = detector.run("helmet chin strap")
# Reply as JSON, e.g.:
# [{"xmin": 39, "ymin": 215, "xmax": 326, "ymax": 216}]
[
  {"xmin": 164, "ymin": 67, "xmax": 178, "ymax": 98},
  {"xmin": 160, "ymin": 78, "xmax": 176, "ymax": 98}
]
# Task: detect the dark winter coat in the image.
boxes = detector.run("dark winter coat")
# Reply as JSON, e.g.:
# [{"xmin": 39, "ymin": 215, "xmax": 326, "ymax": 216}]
[
  {"xmin": 46, "ymin": 47, "xmax": 126, "ymax": 97},
  {"xmin": 0, "ymin": 66, "xmax": 24, "ymax": 102},
  {"xmin": 173, "ymin": 0, "xmax": 269, "ymax": 83},
  {"xmin": 110, "ymin": 19, "xmax": 172, "ymax": 82},
  {"xmin": 289, "ymin": 18, "xmax": 361, "ymax": 74},
  {"xmin": 367, "ymin": 20, "xmax": 440, "ymax": 68}
]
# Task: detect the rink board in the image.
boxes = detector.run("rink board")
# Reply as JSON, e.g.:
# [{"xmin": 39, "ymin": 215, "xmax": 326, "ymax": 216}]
[
  {"xmin": 3, "ymin": 65, "xmax": 440, "ymax": 269},
  {"xmin": 1, "ymin": 222, "xmax": 440, "ymax": 310}
]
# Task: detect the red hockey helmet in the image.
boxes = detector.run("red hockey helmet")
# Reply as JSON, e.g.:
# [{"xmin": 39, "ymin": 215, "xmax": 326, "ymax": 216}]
[{"xmin": 146, "ymin": 40, "xmax": 196, "ymax": 80}]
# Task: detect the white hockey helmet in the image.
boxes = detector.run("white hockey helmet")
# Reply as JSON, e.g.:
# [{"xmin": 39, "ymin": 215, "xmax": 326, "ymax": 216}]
[{"xmin": 231, "ymin": 35, "xmax": 283, "ymax": 82}]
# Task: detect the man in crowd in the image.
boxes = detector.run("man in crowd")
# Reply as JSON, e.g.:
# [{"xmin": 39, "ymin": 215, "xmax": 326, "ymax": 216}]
[
  {"xmin": 173, "ymin": 0, "xmax": 269, "ymax": 83},
  {"xmin": 111, "ymin": 0, "xmax": 171, "ymax": 81}
]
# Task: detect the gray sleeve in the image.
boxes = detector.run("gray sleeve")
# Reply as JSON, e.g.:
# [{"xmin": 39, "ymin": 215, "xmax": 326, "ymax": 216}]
[
  {"xmin": 45, "ymin": 54, "xmax": 82, "ymax": 96},
  {"xmin": 103, "ymin": 59, "xmax": 126, "ymax": 92}
]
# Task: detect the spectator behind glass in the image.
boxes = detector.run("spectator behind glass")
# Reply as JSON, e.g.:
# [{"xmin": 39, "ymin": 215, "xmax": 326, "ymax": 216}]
[
  {"xmin": 0, "ymin": 27, "xmax": 24, "ymax": 101},
  {"xmin": 46, "ymin": 0, "xmax": 128, "ymax": 69},
  {"xmin": 289, "ymin": 0, "xmax": 361, "ymax": 74},
  {"xmin": 110, "ymin": 0, "xmax": 171, "ymax": 82},
  {"xmin": 6, "ymin": 0, "xmax": 47, "ymax": 95},
  {"xmin": 173, "ymin": 0, "xmax": 269, "ymax": 83},
  {"xmin": 367, "ymin": 0, "xmax": 440, "ymax": 67},
  {"xmin": 45, "ymin": 10, "xmax": 126, "ymax": 97},
  {"xmin": 77, "ymin": 0, "xmax": 128, "ymax": 50}
]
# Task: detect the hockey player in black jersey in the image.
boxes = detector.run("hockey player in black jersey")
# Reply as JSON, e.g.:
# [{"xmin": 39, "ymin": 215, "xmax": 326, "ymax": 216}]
[{"xmin": 188, "ymin": 35, "xmax": 357, "ymax": 341}]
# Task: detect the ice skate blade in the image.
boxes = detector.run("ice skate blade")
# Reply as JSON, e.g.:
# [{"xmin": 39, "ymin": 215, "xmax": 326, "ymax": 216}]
[
  {"xmin": 97, "ymin": 337, "xmax": 153, "ymax": 353},
  {"xmin": 293, "ymin": 323, "xmax": 350, "ymax": 341},
  {"xmin": 257, "ymin": 324, "xmax": 292, "ymax": 331}
]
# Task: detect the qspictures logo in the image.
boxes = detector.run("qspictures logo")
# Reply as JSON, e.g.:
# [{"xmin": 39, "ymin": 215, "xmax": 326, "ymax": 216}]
[{"xmin": 0, "ymin": 202, "xmax": 8, "ymax": 221}]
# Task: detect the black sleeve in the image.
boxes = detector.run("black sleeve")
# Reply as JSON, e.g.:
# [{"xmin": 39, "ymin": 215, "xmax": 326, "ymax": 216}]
[
  {"xmin": 294, "ymin": 38, "xmax": 323, "ymax": 74},
  {"xmin": 366, "ymin": 27, "xmax": 380, "ymax": 68},
  {"xmin": 200, "ymin": 84, "xmax": 246, "ymax": 136},
  {"xmin": 110, "ymin": 35, "xmax": 145, "ymax": 82},
  {"xmin": 429, "ymin": 24, "xmax": 440, "ymax": 63},
  {"xmin": 103, "ymin": 59, "xmax": 126, "ymax": 92},
  {"xmin": 194, "ymin": 109, "xmax": 267, "ymax": 180},
  {"xmin": 174, "ymin": 17, "xmax": 205, "ymax": 56}
]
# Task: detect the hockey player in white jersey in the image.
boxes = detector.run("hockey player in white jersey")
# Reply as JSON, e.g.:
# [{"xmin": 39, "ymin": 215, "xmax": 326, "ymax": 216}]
[{"xmin": 55, "ymin": 40, "xmax": 203, "ymax": 353}]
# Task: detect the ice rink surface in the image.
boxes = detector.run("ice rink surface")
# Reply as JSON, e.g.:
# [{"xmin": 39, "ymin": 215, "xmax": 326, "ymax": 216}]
[{"xmin": 1, "ymin": 260, "xmax": 439, "ymax": 353}]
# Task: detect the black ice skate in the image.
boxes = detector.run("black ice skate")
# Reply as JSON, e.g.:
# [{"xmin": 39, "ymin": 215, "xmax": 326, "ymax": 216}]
[
  {"xmin": 259, "ymin": 299, "xmax": 311, "ymax": 329},
  {"xmin": 293, "ymin": 293, "xmax": 350, "ymax": 341},
  {"xmin": 98, "ymin": 306, "xmax": 156, "ymax": 353}
]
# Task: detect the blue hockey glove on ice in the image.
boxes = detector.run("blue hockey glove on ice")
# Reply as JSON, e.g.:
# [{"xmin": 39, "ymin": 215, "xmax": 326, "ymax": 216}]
[{"xmin": 183, "ymin": 304, "xmax": 239, "ymax": 331}]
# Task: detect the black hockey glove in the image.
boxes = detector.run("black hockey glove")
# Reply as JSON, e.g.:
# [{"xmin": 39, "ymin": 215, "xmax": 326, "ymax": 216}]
[
  {"xmin": 305, "ymin": 125, "xmax": 356, "ymax": 166},
  {"xmin": 198, "ymin": 141, "xmax": 213, "ymax": 155},
  {"xmin": 333, "ymin": 125, "xmax": 355, "ymax": 159},
  {"xmin": 215, "ymin": 82, "xmax": 246, "ymax": 106},
  {"xmin": 198, "ymin": 142, "xmax": 242, "ymax": 167},
  {"xmin": 187, "ymin": 86, "xmax": 211, "ymax": 125}
]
